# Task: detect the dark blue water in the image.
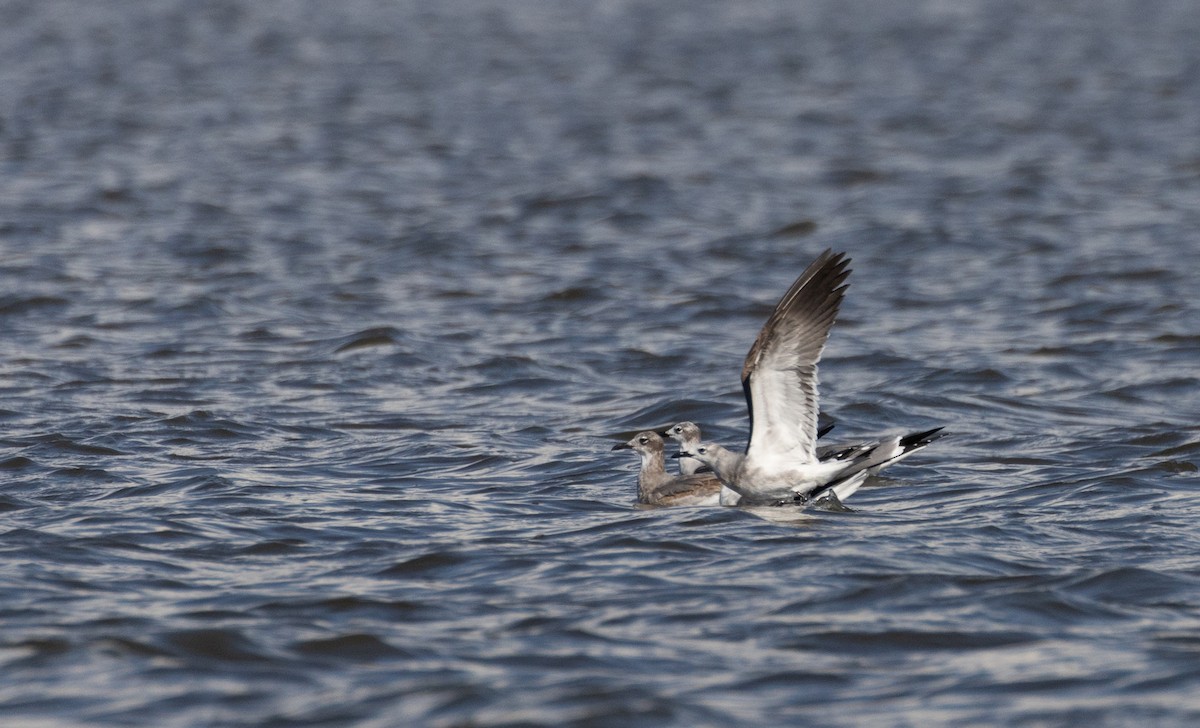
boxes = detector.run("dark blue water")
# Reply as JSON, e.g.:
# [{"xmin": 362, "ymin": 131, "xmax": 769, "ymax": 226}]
[{"xmin": 3, "ymin": 1, "xmax": 1200, "ymax": 725}]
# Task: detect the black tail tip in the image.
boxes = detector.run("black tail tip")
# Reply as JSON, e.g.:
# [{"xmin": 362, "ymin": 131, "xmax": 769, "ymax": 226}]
[{"xmin": 899, "ymin": 427, "xmax": 946, "ymax": 449}]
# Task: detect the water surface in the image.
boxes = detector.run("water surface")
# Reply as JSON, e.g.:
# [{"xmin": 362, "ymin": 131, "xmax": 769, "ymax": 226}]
[{"xmin": 2, "ymin": 1, "xmax": 1200, "ymax": 725}]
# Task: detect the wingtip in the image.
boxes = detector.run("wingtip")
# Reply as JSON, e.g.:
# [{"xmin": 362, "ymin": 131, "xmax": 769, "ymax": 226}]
[
  {"xmin": 898, "ymin": 427, "xmax": 946, "ymax": 450},
  {"xmin": 740, "ymin": 249, "xmax": 854, "ymax": 383},
  {"xmin": 821, "ymin": 249, "xmax": 853, "ymax": 275}
]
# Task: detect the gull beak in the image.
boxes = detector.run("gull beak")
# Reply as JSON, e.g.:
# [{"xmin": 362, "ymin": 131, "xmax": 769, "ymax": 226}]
[
  {"xmin": 656, "ymin": 429, "xmax": 671, "ymax": 437},
  {"xmin": 611, "ymin": 442, "xmax": 632, "ymax": 451},
  {"xmin": 672, "ymin": 451, "xmax": 693, "ymax": 459}
]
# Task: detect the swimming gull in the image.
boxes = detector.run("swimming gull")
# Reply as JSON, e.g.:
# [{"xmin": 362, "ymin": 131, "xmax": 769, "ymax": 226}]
[
  {"xmin": 673, "ymin": 250, "xmax": 944, "ymax": 506},
  {"xmin": 660, "ymin": 420, "xmax": 835, "ymax": 475},
  {"xmin": 611, "ymin": 431, "xmax": 723, "ymax": 507},
  {"xmin": 659, "ymin": 420, "xmax": 836, "ymax": 506},
  {"xmin": 660, "ymin": 420, "xmax": 939, "ymax": 506}
]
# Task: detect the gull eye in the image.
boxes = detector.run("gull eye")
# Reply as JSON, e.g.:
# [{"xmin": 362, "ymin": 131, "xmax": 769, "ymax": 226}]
[
  {"xmin": 673, "ymin": 426, "xmax": 681, "ymax": 433},
  {"xmin": 697, "ymin": 447, "xmax": 707, "ymax": 455},
  {"xmin": 638, "ymin": 436, "xmax": 648, "ymax": 444}
]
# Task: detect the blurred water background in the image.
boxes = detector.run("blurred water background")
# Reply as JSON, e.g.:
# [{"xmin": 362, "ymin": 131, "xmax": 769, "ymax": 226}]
[{"xmin": 2, "ymin": 1, "xmax": 1200, "ymax": 725}]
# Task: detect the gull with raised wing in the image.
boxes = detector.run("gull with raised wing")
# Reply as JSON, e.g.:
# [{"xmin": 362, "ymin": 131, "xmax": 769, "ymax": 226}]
[
  {"xmin": 611, "ymin": 431, "xmax": 722, "ymax": 507},
  {"xmin": 675, "ymin": 250, "xmax": 943, "ymax": 506}
]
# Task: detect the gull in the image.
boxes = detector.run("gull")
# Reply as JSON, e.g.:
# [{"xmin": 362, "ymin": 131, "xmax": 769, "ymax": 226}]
[
  {"xmin": 660, "ymin": 421, "xmax": 836, "ymax": 475},
  {"xmin": 660, "ymin": 421, "xmax": 707, "ymax": 477},
  {"xmin": 661, "ymin": 420, "xmax": 940, "ymax": 506},
  {"xmin": 659, "ymin": 420, "xmax": 836, "ymax": 506},
  {"xmin": 611, "ymin": 431, "xmax": 722, "ymax": 507},
  {"xmin": 673, "ymin": 250, "xmax": 944, "ymax": 506}
]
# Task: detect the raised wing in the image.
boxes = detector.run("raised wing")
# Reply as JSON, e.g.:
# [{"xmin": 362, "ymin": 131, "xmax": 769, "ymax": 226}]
[{"xmin": 741, "ymin": 250, "xmax": 850, "ymax": 464}]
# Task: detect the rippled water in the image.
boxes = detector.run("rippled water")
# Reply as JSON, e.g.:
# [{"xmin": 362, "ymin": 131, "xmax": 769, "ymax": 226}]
[{"xmin": 3, "ymin": 1, "xmax": 1200, "ymax": 725}]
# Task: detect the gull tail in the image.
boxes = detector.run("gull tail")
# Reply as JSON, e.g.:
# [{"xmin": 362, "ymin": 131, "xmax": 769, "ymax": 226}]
[
  {"xmin": 828, "ymin": 469, "xmax": 869, "ymax": 501},
  {"xmin": 805, "ymin": 469, "xmax": 869, "ymax": 509}
]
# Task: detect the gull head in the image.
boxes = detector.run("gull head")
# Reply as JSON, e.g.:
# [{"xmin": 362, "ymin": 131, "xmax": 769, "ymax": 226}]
[
  {"xmin": 612, "ymin": 431, "xmax": 666, "ymax": 456},
  {"xmin": 658, "ymin": 421, "xmax": 701, "ymax": 443},
  {"xmin": 675, "ymin": 441, "xmax": 728, "ymax": 470}
]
